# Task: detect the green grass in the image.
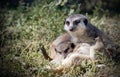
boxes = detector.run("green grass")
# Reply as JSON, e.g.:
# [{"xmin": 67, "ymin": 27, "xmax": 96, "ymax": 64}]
[{"xmin": 0, "ymin": 1, "xmax": 120, "ymax": 77}]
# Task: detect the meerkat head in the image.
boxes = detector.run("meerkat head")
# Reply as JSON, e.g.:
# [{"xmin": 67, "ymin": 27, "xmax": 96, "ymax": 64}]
[
  {"xmin": 55, "ymin": 42, "xmax": 75, "ymax": 58},
  {"xmin": 64, "ymin": 14, "xmax": 88, "ymax": 33}
]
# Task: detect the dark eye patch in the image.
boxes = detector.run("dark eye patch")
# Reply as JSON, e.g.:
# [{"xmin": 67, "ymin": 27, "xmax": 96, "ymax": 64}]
[
  {"xmin": 58, "ymin": 52, "xmax": 62, "ymax": 54},
  {"xmin": 64, "ymin": 48, "xmax": 69, "ymax": 53},
  {"xmin": 83, "ymin": 19, "xmax": 88, "ymax": 25},
  {"xmin": 65, "ymin": 21, "xmax": 70, "ymax": 26},
  {"xmin": 55, "ymin": 48, "xmax": 57, "ymax": 52},
  {"xmin": 71, "ymin": 43, "xmax": 75, "ymax": 49},
  {"xmin": 73, "ymin": 20, "xmax": 80, "ymax": 25}
]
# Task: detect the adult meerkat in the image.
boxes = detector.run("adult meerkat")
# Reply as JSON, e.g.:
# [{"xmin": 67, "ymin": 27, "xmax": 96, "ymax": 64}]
[{"xmin": 49, "ymin": 14, "xmax": 114, "ymax": 60}]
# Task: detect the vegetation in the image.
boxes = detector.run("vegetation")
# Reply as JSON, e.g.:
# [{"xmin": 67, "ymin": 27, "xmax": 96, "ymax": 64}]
[{"xmin": 0, "ymin": 0, "xmax": 120, "ymax": 77}]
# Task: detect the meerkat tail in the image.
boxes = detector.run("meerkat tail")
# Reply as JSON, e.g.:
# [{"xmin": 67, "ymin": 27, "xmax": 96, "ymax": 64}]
[{"xmin": 40, "ymin": 45, "xmax": 52, "ymax": 61}]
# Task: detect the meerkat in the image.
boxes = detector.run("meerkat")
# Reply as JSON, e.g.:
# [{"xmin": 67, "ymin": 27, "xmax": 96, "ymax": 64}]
[
  {"xmin": 54, "ymin": 37, "xmax": 104, "ymax": 72},
  {"xmin": 49, "ymin": 14, "xmax": 115, "ymax": 61},
  {"xmin": 40, "ymin": 36, "xmax": 75, "ymax": 61},
  {"xmin": 40, "ymin": 33, "xmax": 76, "ymax": 70},
  {"xmin": 40, "ymin": 40, "xmax": 75, "ymax": 69},
  {"xmin": 41, "ymin": 14, "xmax": 115, "ymax": 72}
]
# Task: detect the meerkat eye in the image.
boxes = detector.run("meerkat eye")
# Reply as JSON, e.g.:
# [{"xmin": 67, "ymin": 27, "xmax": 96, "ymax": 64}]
[
  {"xmin": 58, "ymin": 52, "xmax": 62, "ymax": 54},
  {"xmin": 55, "ymin": 48, "xmax": 57, "ymax": 52},
  {"xmin": 64, "ymin": 48, "xmax": 69, "ymax": 53},
  {"xmin": 65, "ymin": 21, "xmax": 70, "ymax": 26},
  {"xmin": 71, "ymin": 43, "xmax": 75, "ymax": 49},
  {"xmin": 83, "ymin": 19, "xmax": 88, "ymax": 25},
  {"xmin": 74, "ymin": 20, "xmax": 80, "ymax": 25}
]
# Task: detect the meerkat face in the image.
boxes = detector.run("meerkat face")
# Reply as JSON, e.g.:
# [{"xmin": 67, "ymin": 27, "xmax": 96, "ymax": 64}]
[{"xmin": 64, "ymin": 14, "xmax": 88, "ymax": 33}]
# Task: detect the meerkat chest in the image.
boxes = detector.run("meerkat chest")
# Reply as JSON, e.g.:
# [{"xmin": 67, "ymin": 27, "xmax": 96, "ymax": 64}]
[
  {"xmin": 71, "ymin": 34, "xmax": 95, "ymax": 45},
  {"xmin": 71, "ymin": 37, "xmax": 79, "ymax": 44},
  {"xmin": 71, "ymin": 35, "xmax": 95, "ymax": 45},
  {"xmin": 69, "ymin": 28, "xmax": 96, "ymax": 44}
]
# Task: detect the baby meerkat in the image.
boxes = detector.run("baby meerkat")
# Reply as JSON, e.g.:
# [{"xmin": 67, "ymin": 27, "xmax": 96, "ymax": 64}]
[
  {"xmin": 40, "ymin": 39, "xmax": 75, "ymax": 69},
  {"xmin": 47, "ymin": 42, "xmax": 75, "ymax": 69},
  {"xmin": 40, "ymin": 36, "xmax": 75, "ymax": 61}
]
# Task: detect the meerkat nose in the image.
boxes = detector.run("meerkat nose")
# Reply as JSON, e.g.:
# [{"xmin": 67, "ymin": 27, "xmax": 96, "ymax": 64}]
[{"xmin": 70, "ymin": 28, "xmax": 74, "ymax": 31}]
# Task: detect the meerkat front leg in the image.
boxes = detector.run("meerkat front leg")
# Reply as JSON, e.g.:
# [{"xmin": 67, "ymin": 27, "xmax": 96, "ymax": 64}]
[{"xmin": 90, "ymin": 37, "xmax": 104, "ymax": 61}]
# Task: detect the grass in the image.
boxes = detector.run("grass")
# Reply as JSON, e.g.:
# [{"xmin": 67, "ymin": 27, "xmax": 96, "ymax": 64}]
[{"xmin": 0, "ymin": 1, "xmax": 120, "ymax": 77}]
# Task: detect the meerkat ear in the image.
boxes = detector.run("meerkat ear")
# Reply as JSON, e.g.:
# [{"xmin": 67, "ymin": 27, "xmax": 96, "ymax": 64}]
[
  {"xmin": 83, "ymin": 18, "xmax": 88, "ymax": 25},
  {"xmin": 64, "ymin": 19, "xmax": 66, "ymax": 25}
]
